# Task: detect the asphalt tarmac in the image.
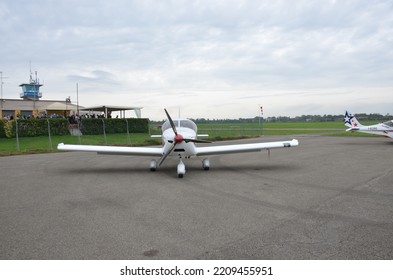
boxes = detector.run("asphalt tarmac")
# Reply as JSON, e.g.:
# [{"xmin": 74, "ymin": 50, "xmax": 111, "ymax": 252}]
[{"xmin": 1, "ymin": 136, "xmax": 392, "ymax": 259}]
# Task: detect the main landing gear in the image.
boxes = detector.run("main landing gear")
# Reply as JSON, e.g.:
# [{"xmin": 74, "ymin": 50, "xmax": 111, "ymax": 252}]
[
  {"xmin": 150, "ymin": 159, "xmax": 157, "ymax": 171},
  {"xmin": 149, "ymin": 158, "xmax": 210, "ymax": 178},
  {"xmin": 202, "ymin": 159, "xmax": 210, "ymax": 170}
]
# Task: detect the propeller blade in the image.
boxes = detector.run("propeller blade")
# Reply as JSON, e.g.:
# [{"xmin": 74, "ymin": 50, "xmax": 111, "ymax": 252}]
[
  {"xmin": 164, "ymin": 108, "xmax": 178, "ymax": 136},
  {"xmin": 184, "ymin": 138, "xmax": 212, "ymax": 143},
  {"xmin": 158, "ymin": 143, "xmax": 177, "ymax": 166}
]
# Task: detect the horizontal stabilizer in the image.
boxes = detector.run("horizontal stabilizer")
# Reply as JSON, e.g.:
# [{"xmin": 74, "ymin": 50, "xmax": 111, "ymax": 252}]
[{"xmin": 197, "ymin": 134, "xmax": 209, "ymax": 138}]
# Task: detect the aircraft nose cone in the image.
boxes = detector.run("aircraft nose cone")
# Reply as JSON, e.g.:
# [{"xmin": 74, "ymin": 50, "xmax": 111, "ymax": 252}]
[{"xmin": 174, "ymin": 134, "xmax": 184, "ymax": 144}]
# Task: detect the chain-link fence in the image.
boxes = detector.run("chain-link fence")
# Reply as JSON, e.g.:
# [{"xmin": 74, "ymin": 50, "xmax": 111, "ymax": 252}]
[{"xmin": 0, "ymin": 118, "xmax": 150, "ymax": 154}]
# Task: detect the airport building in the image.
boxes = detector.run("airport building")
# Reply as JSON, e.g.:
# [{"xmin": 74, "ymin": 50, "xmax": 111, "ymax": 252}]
[{"xmin": 0, "ymin": 72, "xmax": 142, "ymax": 120}]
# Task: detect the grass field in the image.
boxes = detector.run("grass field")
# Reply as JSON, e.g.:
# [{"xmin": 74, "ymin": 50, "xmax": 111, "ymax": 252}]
[
  {"xmin": 0, "ymin": 133, "xmax": 160, "ymax": 156},
  {"xmin": 0, "ymin": 121, "xmax": 380, "ymax": 156},
  {"xmin": 195, "ymin": 122, "xmax": 345, "ymax": 137}
]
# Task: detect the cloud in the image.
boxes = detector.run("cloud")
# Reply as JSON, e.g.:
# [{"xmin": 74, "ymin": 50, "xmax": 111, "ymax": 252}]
[
  {"xmin": 67, "ymin": 70, "xmax": 119, "ymax": 85},
  {"xmin": 1, "ymin": 0, "xmax": 393, "ymax": 119}
]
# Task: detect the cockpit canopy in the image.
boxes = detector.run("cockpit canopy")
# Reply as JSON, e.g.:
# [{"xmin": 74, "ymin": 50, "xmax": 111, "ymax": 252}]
[
  {"xmin": 383, "ymin": 120, "xmax": 393, "ymax": 127},
  {"xmin": 162, "ymin": 119, "xmax": 197, "ymax": 132}
]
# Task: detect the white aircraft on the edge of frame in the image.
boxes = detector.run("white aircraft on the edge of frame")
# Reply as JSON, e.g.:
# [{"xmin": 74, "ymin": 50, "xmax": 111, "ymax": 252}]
[
  {"xmin": 344, "ymin": 110, "xmax": 393, "ymax": 138},
  {"xmin": 57, "ymin": 109, "xmax": 299, "ymax": 178}
]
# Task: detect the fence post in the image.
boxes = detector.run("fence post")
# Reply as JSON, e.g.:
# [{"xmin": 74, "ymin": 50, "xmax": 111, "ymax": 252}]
[
  {"xmin": 77, "ymin": 120, "xmax": 81, "ymax": 144},
  {"xmin": 102, "ymin": 119, "xmax": 107, "ymax": 144},
  {"xmin": 125, "ymin": 119, "xmax": 131, "ymax": 144},
  {"xmin": 15, "ymin": 120, "xmax": 20, "ymax": 152},
  {"xmin": 47, "ymin": 119, "xmax": 53, "ymax": 150}
]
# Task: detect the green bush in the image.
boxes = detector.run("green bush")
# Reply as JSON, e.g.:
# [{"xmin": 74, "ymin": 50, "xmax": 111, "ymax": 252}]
[
  {"xmin": 0, "ymin": 119, "xmax": 5, "ymax": 138},
  {"xmin": 1, "ymin": 118, "xmax": 149, "ymax": 138},
  {"xmin": 80, "ymin": 118, "xmax": 149, "ymax": 135},
  {"xmin": 4, "ymin": 121, "xmax": 14, "ymax": 138},
  {"xmin": 4, "ymin": 119, "xmax": 69, "ymax": 138},
  {"xmin": 48, "ymin": 119, "xmax": 70, "ymax": 136}
]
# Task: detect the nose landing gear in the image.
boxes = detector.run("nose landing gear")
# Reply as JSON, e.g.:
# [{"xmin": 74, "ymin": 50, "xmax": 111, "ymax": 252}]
[{"xmin": 177, "ymin": 159, "xmax": 186, "ymax": 178}]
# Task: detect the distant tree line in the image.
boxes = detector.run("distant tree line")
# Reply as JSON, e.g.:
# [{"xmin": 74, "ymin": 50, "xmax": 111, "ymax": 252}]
[
  {"xmin": 263, "ymin": 113, "xmax": 391, "ymax": 123},
  {"xmin": 151, "ymin": 113, "xmax": 391, "ymax": 124}
]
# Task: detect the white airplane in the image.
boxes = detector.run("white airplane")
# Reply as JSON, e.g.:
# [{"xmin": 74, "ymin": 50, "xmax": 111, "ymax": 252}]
[
  {"xmin": 344, "ymin": 110, "xmax": 393, "ymax": 138},
  {"xmin": 58, "ymin": 109, "xmax": 299, "ymax": 178}
]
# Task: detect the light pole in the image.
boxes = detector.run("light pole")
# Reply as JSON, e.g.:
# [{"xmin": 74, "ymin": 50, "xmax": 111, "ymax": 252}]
[
  {"xmin": 259, "ymin": 105, "xmax": 263, "ymax": 136},
  {"xmin": 0, "ymin": 71, "xmax": 7, "ymax": 110},
  {"xmin": 0, "ymin": 71, "xmax": 3, "ymax": 109},
  {"xmin": 66, "ymin": 96, "xmax": 71, "ymax": 117},
  {"xmin": 76, "ymin": 83, "xmax": 79, "ymax": 116}
]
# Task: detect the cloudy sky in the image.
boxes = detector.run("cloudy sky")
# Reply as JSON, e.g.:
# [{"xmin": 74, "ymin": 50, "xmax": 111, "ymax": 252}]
[{"xmin": 1, "ymin": 0, "xmax": 393, "ymax": 119}]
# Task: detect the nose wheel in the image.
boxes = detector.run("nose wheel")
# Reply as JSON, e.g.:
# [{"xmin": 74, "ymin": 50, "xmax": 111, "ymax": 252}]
[{"xmin": 177, "ymin": 159, "xmax": 185, "ymax": 178}]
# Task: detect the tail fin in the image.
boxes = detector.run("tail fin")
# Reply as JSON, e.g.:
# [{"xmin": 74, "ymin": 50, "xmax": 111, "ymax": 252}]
[{"xmin": 344, "ymin": 111, "xmax": 363, "ymax": 128}]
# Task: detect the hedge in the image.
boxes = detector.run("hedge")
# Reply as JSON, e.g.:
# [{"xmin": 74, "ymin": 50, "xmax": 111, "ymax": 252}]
[
  {"xmin": 0, "ymin": 120, "xmax": 5, "ymax": 138},
  {"xmin": 0, "ymin": 118, "xmax": 149, "ymax": 138},
  {"xmin": 3, "ymin": 119, "xmax": 69, "ymax": 138},
  {"xmin": 80, "ymin": 118, "xmax": 149, "ymax": 135}
]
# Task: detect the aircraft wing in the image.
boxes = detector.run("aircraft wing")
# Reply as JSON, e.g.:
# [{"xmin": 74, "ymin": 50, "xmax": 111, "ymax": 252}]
[
  {"xmin": 346, "ymin": 127, "xmax": 360, "ymax": 131},
  {"xmin": 57, "ymin": 143, "xmax": 163, "ymax": 156},
  {"xmin": 195, "ymin": 139, "xmax": 299, "ymax": 156}
]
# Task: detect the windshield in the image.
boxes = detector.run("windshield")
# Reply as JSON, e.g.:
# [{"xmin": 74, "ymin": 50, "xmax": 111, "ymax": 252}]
[{"xmin": 162, "ymin": 119, "xmax": 197, "ymax": 132}]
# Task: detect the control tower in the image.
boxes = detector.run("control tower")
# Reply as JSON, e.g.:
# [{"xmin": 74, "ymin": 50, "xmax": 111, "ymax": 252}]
[{"xmin": 19, "ymin": 71, "xmax": 43, "ymax": 100}]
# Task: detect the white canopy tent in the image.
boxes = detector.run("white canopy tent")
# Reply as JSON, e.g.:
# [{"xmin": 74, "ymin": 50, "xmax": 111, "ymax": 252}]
[{"xmin": 82, "ymin": 105, "xmax": 142, "ymax": 118}]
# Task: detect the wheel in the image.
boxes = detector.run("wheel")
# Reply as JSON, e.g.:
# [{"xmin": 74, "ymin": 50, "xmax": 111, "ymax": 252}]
[
  {"xmin": 177, "ymin": 160, "xmax": 186, "ymax": 178},
  {"xmin": 202, "ymin": 159, "xmax": 210, "ymax": 171},
  {"xmin": 150, "ymin": 160, "xmax": 157, "ymax": 172}
]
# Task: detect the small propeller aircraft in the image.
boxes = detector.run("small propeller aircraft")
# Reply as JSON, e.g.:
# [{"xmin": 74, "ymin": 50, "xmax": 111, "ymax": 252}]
[
  {"xmin": 344, "ymin": 110, "xmax": 393, "ymax": 138},
  {"xmin": 58, "ymin": 109, "xmax": 299, "ymax": 177}
]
